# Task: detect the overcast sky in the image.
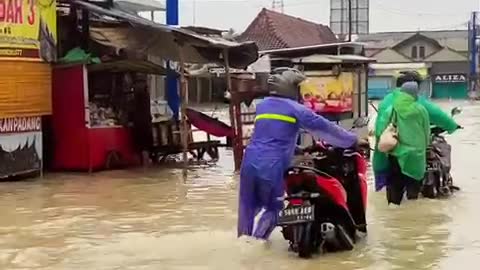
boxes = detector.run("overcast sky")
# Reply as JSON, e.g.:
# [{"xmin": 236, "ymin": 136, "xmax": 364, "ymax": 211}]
[{"xmin": 147, "ymin": 0, "xmax": 477, "ymax": 33}]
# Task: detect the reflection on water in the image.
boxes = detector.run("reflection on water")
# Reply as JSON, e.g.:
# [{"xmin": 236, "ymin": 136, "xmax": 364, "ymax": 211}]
[{"xmin": 1, "ymin": 101, "xmax": 480, "ymax": 269}]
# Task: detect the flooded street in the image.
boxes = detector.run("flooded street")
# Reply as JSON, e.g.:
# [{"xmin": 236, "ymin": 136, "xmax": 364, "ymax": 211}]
[{"xmin": 1, "ymin": 101, "xmax": 480, "ymax": 270}]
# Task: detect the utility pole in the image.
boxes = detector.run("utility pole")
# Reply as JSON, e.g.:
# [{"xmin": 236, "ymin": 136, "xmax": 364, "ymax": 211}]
[
  {"xmin": 470, "ymin": 11, "xmax": 479, "ymax": 94},
  {"xmin": 348, "ymin": 0, "xmax": 352, "ymax": 42},
  {"xmin": 272, "ymin": 0, "xmax": 284, "ymax": 13},
  {"xmin": 193, "ymin": 0, "xmax": 196, "ymax": 25},
  {"xmin": 166, "ymin": 0, "xmax": 180, "ymax": 120}
]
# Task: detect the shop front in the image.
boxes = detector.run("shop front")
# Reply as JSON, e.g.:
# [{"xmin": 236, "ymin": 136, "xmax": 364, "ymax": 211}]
[
  {"xmin": 432, "ymin": 73, "xmax": 468, "ymax": 99},
  {"xmin": 367, "ymin": 76, "xmax": 395, "ymax": 100},
  {"xmin": 0, "ymin": 0, "xmax": 56, "ymax": 179},
  {"xmin": 0, "ymin": 62, "xmax": 51, "ymax": 178},
  {"xmin": 368, "ymin": 63, "xmax": 431, "ymax": 99}
]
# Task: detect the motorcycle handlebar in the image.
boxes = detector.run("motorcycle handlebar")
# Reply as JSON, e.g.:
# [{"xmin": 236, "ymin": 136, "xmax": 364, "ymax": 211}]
[
  {"xmin": 431, "ymin": 127, "xmax": 446, "ymax": 135},
  {"xmin": 300, "ymin": 143, "xmax": 369, "ymax": 155},
  {"xmin": 431, "ymin": 125, "xmax": 463, "ymax": 135}
]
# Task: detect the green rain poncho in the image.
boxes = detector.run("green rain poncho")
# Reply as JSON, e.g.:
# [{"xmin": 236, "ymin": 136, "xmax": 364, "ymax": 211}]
[
  {"xmin": 373, "ymin": 91, "xmax": 430, "ymax": 183},
  {"xmin": 373, "ymin": 88, "xmax": 459, "ymax": 190}
]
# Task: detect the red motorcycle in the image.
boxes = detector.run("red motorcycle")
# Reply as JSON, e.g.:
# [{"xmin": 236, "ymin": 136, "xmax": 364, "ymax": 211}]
[{"xmin": 277, "ymin": 141, "xmax": 368, "ymax": 258}]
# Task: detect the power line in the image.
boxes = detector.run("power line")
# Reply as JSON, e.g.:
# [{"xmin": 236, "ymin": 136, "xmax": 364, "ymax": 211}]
[
  {"xmin": 420, "ymin": 21, "xmax": 469, "ymax": 31},
  {"xmin": 372, "ymin": 0, "xmax": 466, "ymax": 17}
]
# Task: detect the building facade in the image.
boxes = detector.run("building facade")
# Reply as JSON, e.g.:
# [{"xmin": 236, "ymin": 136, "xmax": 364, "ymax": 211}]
[
  {"xmin": 0, "ymin": 1, "xmax": 57, "ymax": 179},
  {"xmin": 357, "ymin": 30, "xmax": 468, "ymax": 99}
]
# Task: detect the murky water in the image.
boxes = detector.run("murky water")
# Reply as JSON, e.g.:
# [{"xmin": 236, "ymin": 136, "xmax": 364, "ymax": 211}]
[{"xmin": 1, "ymin": 101, "xmax": 480, "ymax": 269}]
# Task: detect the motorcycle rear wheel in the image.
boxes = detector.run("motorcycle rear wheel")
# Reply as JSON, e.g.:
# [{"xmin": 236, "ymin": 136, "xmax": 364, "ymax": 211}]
[
  {"xmin": 423, "ymin": 185, "xmax": 437, "ymax": 198},
  {"xmin": 298, "ymin": 223, "xmax": 314, "ymax": 258}
]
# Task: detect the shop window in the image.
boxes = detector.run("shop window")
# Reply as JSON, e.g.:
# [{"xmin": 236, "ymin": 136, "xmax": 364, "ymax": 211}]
[
  {"xmin": 411, "ymin": 46, "xmax": 418, "ymax": 59},
  {"xmin": 419, "ymin": 46, "xmax": 426, "ymax": 58}
]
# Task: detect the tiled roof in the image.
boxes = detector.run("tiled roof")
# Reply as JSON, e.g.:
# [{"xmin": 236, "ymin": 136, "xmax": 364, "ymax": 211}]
[{"xmin": 238, "ymin": 8, "xmax": 337, "ymax": 51}]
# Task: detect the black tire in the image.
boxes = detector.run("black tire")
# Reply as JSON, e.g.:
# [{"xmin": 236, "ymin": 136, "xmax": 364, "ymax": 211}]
[
  {"xmin": 447, "ymin": 175, "xmax": 460, "ymax": 191},
  {"xmin": 298, "ymin": 223, "xmax": 314, "ymax": 258},
  {"xmin": 422, "ymin": 172, "xmax": 438, "ymax": 198},
  {"xmin": 336, "ymin": 225, "xmax": 355, "ymax": 251},
  {"xmin": 422, "ymin": 184, "xmax": 436, "ymax": 198}
]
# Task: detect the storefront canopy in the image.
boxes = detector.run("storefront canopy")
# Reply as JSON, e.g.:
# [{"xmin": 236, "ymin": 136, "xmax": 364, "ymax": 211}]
[
  {"xmin": 72, "ymin": 0, "xmax": 259, "ymax": 69},
  {"xmin": 369, "ymin": 63, "xmax": 431, "ymax": 78}
]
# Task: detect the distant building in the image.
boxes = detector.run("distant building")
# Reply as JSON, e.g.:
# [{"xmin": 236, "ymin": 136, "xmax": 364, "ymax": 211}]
[
  {"xmin": 238, "ymin": 8, "xmax": 337, "ymax": 51},
  {"xmin": 357, "ymin": 30, "xmax": 469, "ymax": 99}
]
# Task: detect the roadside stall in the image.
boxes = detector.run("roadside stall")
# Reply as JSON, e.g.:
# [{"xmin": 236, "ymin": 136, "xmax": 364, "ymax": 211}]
[
  {"xmin": 229, "ymin": 43, "xmax": 373, "ymax": 170},
  {"xmin": 52, "ymin": 56, "xmax": 174, "ymax": 171},
  {"xmin": 51, "ymin": 0, "xmax": 258, "ymax": 172},
  {"xmin": 0, "ymin": 0, "xmax": 57, "ymax": 179}
]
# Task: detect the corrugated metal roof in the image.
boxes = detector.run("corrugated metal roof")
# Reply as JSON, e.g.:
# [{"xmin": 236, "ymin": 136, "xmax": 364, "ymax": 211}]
[
  {"xmin": 260, "ymin": 42, "xmax": 364, "ymax": 54},
  {"xmin": 88, "ymin": 59, "xmax": 168, "ymax": 74},
  {"xmin": 291, "ymin": 54, "xmax": 375, "ymax": 64},
  {"xmin": 72, "ymin": 0, "xmax": 258, "ymax": 68}
]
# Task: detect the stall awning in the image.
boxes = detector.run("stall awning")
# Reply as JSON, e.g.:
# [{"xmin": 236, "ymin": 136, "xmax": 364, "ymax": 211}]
[
  {"xmin": 72, "ymin": 0, "xmax": 259, "ymax": 69},
  {"xmin": 87, "ymin": 59, "xmax": 168, "ymax": 75},
  {"xmin": 369, "ymin": 63, "xmax": 431, "ymax": 78},
  {"xmin": 291, "ymin": 54, "xmax": 375, "ymax": 64}
]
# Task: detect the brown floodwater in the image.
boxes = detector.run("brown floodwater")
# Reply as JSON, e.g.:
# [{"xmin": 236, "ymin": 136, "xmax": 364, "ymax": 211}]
[{"xmin": 1, "ymin": 101, "xmax": 479, "ymax": 270}]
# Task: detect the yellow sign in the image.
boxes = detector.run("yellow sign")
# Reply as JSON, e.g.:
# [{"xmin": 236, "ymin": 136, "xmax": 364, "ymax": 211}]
[
  {"xmin": 300, "ymin": 72, "xmax": 355, "ymax": 113},
  {"xmin": 0, "ymin": 0, "xmax": 57, "ymax": 62}
]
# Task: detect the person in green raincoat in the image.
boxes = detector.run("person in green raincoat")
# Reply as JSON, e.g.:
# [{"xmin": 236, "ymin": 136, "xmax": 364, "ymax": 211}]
[{"xmin": 373, "ymin": 71, "xmax": 461, "ymax": 205}]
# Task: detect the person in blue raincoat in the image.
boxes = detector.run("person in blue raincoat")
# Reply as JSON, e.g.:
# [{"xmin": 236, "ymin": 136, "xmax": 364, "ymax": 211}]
[{"xmin": 237, "ymin": 67, "xmax": 365, "ymax": 240}]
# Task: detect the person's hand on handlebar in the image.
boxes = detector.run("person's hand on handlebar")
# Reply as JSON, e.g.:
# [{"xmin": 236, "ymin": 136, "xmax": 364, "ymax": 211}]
[{"xmin": 356, "ymin": 137, "xmax": 370, "ymax": 149}]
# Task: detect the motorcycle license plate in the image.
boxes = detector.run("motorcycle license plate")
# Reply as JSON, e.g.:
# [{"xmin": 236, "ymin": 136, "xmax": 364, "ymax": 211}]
[{"xmin": 278, "ymin": 205, "xmax": 315, "ymax": 225}]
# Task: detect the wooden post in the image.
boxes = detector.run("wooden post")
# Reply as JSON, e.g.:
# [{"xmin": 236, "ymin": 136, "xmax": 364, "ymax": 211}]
[
  {"xmin": 196, "ymin": 77, "xmax": 202, "ymax": 104},
  {"xmin": 81, "ymin": 9, "xmax": 90, "ymax": 50},
  {"xmin": 178, "ymin": 48, "xmax": 189, "ymax": 171},
  {"xmin": 208, "ymin": 77, "xmax": 213, "ymax": 102},
  {"xmin": 223, "ymin": 49, "xmax": 240, "ymax": 171}
]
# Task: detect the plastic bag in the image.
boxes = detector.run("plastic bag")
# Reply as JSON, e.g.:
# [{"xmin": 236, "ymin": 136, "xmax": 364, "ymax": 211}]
[{"xmin": 378, "ymin": 123, "xmax": 398, "ymax": 153}]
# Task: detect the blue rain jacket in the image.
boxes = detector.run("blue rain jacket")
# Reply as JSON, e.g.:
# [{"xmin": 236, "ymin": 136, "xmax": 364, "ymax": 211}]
[{"xmin": 237, "ymin": 97, "xmax": 357, "ymax": 239}]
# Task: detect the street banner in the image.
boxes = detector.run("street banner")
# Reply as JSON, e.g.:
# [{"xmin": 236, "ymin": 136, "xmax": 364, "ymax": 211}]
[
  {"xmin": 0, "ymin": 0, "xmax": 57, "ymax": 61},
  {"xmin": 0, "ymin": 116, "xmax": 42, "ymax": 178},
  {"xmin": 300, "ymin": 72, "xmax": 355, "ymax": 113}
]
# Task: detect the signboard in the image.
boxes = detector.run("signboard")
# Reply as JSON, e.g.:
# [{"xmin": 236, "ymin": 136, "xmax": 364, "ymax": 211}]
[
  {"xmin": 330, "ymin": 0, "xmax": 369, "ymax": 36},
  {"xmin": 433, "ymin": 74, "xmax": 467, "ymax": 84},
  {"xmin": 0, "ymin": 0, "xmax": 57, "ymax": 61},
  {"xmin": 0, "ymin": 116, "xmax": 42, "ymax": 178},
  {"xmin": 300, "ymin": 72, "xmax": 354, "ymax": 113}
]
